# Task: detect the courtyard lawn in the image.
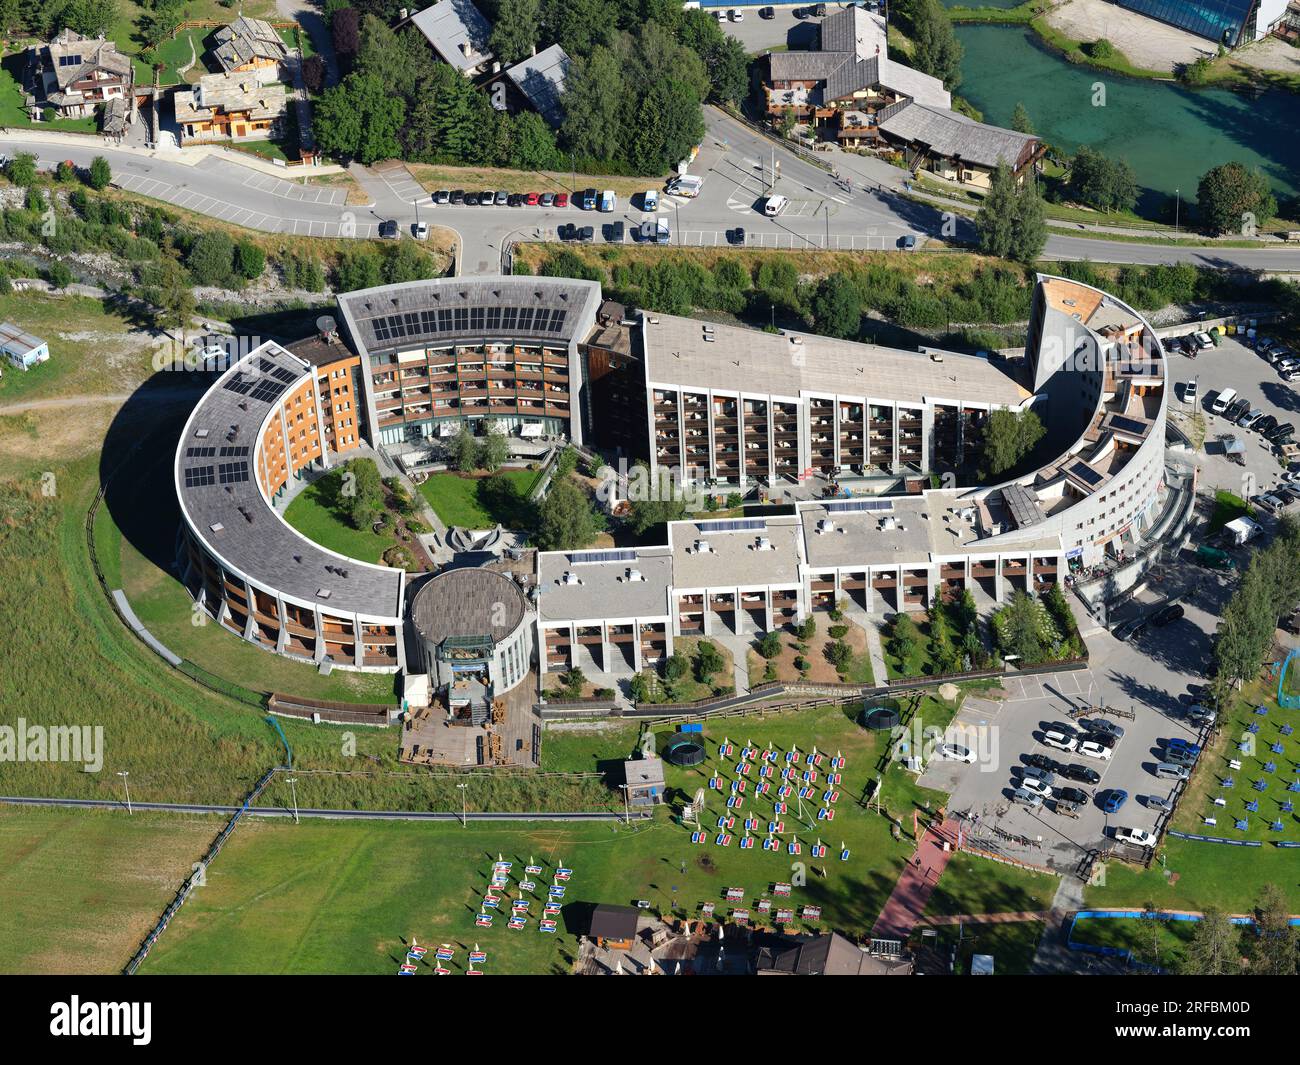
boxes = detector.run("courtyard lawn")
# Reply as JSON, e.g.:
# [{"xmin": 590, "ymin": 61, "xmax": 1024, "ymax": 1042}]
[
  {"xmin": 910, "ymin": 918, "xmax": 1047, "ymax": 975},
  {"xmin": 282, "ymin": 475, "xmax": 397, "ymax": 564},
  {"xmin": 0, "ymin": 808, "xmax": 223, "ymax": 974},
  {"xmin": 418, "ymin": 469, "xmax": 539, "ymax": 529},
  {"xmin": 1066, "ymin": 912, "xmax": 1199, "ymax": 971},
  {"xmin": 1209, "ymin": 489, "xmax": 1252, "ymax": 533}
]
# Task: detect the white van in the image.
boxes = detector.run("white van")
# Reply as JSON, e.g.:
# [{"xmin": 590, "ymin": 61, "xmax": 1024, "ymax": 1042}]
[
  {"xmin": 764, "ymin": 194, "xmax": 789, "ymax": 216},
  {"xmin": 1210, "ymin": 387, "xmax": 1236, "ymax": 415},
  {"xmin": 642, "ymin": 189, "xmax": 658, "ymax": 212},
  {"xmin": 598, "ymin": 190, "xmax": 616, "ymax": 213},
  {"xmin": 667, "ymin": 175, "xmax": 703, "ymax": 198}
]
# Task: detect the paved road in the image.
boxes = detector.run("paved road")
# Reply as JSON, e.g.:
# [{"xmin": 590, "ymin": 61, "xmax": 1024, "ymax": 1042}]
[
  {"xmin": 9, "ymin": 121, "xmax": 1300, "ymax": 274},
  {"xmin": 0, "ymin": 795, "xmax": 647, "ymax": 822}
]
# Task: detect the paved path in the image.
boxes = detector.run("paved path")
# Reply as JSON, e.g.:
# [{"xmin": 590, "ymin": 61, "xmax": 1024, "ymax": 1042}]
[
  {"xmin": 861, "ymin": 617, "xmax": 889, "ymax": 687},
  {"xmin": 871, "ymin": 817, "xmax": 959, "ymax": 941},
  {"xmin": 1031, "ymin": 874, "xmax": 1089, "ymax": 974},
  {"xmin": 918, "ymin": 910, "xmax": 1052, "ymax": 926}
]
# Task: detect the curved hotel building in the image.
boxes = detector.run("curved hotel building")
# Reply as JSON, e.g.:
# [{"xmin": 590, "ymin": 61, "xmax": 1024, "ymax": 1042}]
[{"xmin": 175, "ymin": 273, "xmax": 1168, "ymax": 683}]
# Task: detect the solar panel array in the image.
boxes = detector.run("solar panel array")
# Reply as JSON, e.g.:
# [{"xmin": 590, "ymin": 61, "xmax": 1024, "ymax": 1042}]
[
  {"xmin": 824, "ymin": 499, "xmax": 893, "ymax": 514},
  {"xmin": 218, "ymin": 461, "xmax": 250, "ymax": 485},
  {"xmin": 224, "ymin": 374, "xmax": 290, "ymax": 406},
  {"xmin": 366, "ymin": 305, "xmax": 569, "ymax": 346},
  {"xmin": 1107, "ymin": 415, "xmax": 1148, "ymax": 436},
  {"xmin": 568, "ymin": 548, "xmax": 637, "ymax": 565},
  {"xmin": 696, "ymin": 518, "xmax": 767, "ymax": 533},
  {"xmin": 184, "ymin": 465, "xmax": 216, "ymax": 488}
]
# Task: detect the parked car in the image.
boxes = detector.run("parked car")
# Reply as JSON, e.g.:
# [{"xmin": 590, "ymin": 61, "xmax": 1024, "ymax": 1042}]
[
  {"xmin": 507, "ymin": 193, "xmax": 523, "ymax": 207},
  {"xmin": 714, "ymin": 8, "xmax": 727, "ymax": 19},
  {"xmin": 1011, "ymin": 788, "xmax": 1044, "ymax": 809},
  {"xmin": 1237, "ymin": 408, "xmax": 1264, "ymax": 429},
  {"xmin": 378, "ymin": 219, "xmax": 399, "ymax": 238},
  {"xmin": 1252, "ymin": 493, "xmax": 1284, "ymax": 515},
  {"xmin": 412, "ymin": 221, "xmax": 429, "ymax": 240},
  {"xmin": 759, "ymin": 5, "xmax": 776, "ymax": 16},
  {"xmin": 1080, "ymin": 718, "xmax": 1126, "ymax": 740},
  {"xmin": 1151, "ymin": 603, "xmax": 1185, "ymax": 626},
  {"xmin": 557, "ymin": 223, "xmax": 578, "ymax": 241},
  {"xmin": 479, "ymin": 190, "xmax": 497, "ymax": 205},
  {"xmin": 1163, "ymin": 746, "xmax": 1198, "ymax": 768},
  {"xmin": 1143, "ymin": 794, "xmax": 1173, "ymax": 812},
  {"xmin": 1019, "ymin": 776, "xmax": 1053, "ymax": 798},
  {"xmin": 1113, "ymin": 826, "xmax": 1159, "ymax": 847},
  {"xmin": 1112, "ymin": 616, "xmax": 1146, "ymax": 642},
  {"xmin": 937, "ymin": 743, "xmax": 976, "ymax": 763},
  {"xmin": 642, "ymin": 189, "xmax": 658, "ymax": 212},
  {"xmin": 1225, "ymin": 398, "xmax": 1251, "ymax": 423},
  {"xmin": 1023, "ymin": 753, "xmax": 1059, "ymax": 773},
  {"xmin": 1055, "ymin": 786, "xmax": 1090, "ymax": 807},
  {"xmin": 728, "ymin": 226, "xmax": 746, "ymax": 245},
  {"xmin": 432, "ymin": 189, "xmax": 450, "ymax": 204},
  {"xmin": 555, "ymin": 192, "xmax": 569, "ymax": 208},
  {"xmin": 1164, "ymin": 737, "xmax": 1202, "ymax": 757},
  {"xmin": 579, "ymin": 188, "xmax": 598, "ymax": 210},
  {"xmin": 1181, "ymin": 379, "xmax": 1198, "ymax": 403},
  {"xmin": 577, "ymin": 225, "xmax": 595, "ymax": 243},
  {"xmin": 1021, "ymin": 766, "xmax": 1056, "ymax": 786},
  {"xmin": 1194, "ymin": 330, "xmax": 1214, "ymax": 349},
  {"xmin": 1154, "ymin": 761, "xmax": 1190, "ymax": 780},
  {"xmin": 1268, "ymin": 422, "xmax": 1295, "ymax": 443},
  {"xmin": 1058, "ymin": 763, "xmax": 1101, "ymax": 785},
  {"xmin": 540, "ymin": 192, "xmax": 555, "ymax": 208},
  {"xmin": 898, "ymin": 234, "xmax": 917, "ymax": 250},
  {"xmin": 1078, "ymin": 739, "xmax": 1112, "ymax": 761},
  {"xmin": 1041, "ymin": 728, "xmax": 1078, "ymax": 752},
  {"xmin": 730, "ymin": 8, "xmax": 744, "ymax": 19},
  {"xmin": 1281, "ymin": 367, "xmax": 1300, "ymax": 382},
  {"xmin": 1101, "ymin": 789, "xmax": 1128, "ymax": 814},
  {"xmin": 1255, "ymin": 414, "xmax": 1279, "ymax": 436},
  {"xmin": 1185, "ymin": 703, "xmax": 1216, "ymax": 726},
  {"xmin": 494, "ymin": 190, "xmax": 509, "ymax": 205},
  {"xmin": 525, "ymin": 192, "xmax": 541, "ymax": 207},
  {"xmin": 450, "ymin": 189, "xmax": 466, "ymax": 204},
  {"xmin": 608, "ymin": 220, "xmax": 625, "ymax": 243}
]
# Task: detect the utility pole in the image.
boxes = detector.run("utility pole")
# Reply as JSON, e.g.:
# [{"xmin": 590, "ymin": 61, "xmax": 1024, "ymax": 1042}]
[
  {"xmin": 675, "ymin": 201, "xmax": 681, "ymax": 246},
  {"xmin": 824, "ymin": 202, "xmax": 830, "ymax": 248},
  {"xmin": 117, "ymin": 770, "xmax": 132, "ymax": 815},
  {"xmin": 286, "ymin": 777, "xmax": 299, "ymax": 824},
  {"xmin": 619, "ymin": 784, "xmax": 630, "ymax": 826},
  {"xmin": 457, "ymin": 782, "xmax": 468, "ymax": 828},
  {"xmin": 1174, "ymin": 188, "xmax": 1180, "ymax": 234}
]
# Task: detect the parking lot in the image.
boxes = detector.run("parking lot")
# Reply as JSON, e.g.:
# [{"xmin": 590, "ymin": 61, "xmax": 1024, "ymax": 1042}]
[
  {"xmin": 921, "ymin": 666, "xmax": 1203, "ymax": 871},
  {"xmin": 1163, "ymin": 330, "xmax": 1299, "ymax": 499}
]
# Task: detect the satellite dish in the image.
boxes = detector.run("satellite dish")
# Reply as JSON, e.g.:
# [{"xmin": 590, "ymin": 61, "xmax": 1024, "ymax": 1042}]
[{"xmin": 316, "ymin": 315, "xmax": 338, "ymax": 336}]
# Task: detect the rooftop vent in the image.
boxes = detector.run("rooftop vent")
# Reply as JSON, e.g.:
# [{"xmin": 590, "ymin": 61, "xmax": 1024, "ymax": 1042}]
[
  {"xmin": 562, "ymin": 571, "xmax": 581, "ymax": 585},
  {"xmin": 194, "ymin": 428, "xmax": 210, "ymax": 438},
  {"xmin": 755, "ymin": 536, "xmax": 772, "ymax": 551},
  {"xmin": 694, "ymin": 539, "xmax": 712, "ymax": 554},
  {"xmin": 816, "ymin": 519, "xmax": 834, "ymax": 534},
  {"xmin": 626, "ymin": 568, "xmax": 644, "ymax": 582},
  {"xmin": 208, "ymin": 522, "xmax": 224, "ymax": 533},
  {"xmin": 317, "ymin": 588, "xmax": 332, "ymax": 599}
]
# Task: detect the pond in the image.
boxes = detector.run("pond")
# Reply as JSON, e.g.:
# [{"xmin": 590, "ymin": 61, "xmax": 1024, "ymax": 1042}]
[{"xmin": 953, "ymin": 24, "xmax": 1300, "ymax": 216}]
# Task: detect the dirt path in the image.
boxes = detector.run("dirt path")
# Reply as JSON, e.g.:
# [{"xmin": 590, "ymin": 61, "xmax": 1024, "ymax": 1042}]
[{"xmin": 0, "ymin": 388, "xmax": 201, "ymax": 417}]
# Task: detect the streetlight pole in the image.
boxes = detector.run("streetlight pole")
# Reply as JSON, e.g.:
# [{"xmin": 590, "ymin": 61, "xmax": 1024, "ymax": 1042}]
[
  {"xmin": 457, "ymin": 782, "xmax": 468, "ymax": 828},
  {"xmin": 286, "ymin": 777, "xmax": 299, "ymax": 824},
  {"xmin": 619, "ymin": 784, "xmax": 630, "ymax": 826},
  {"xmin": 570, "ymin": 153, "xmax": 575, "ymax": 196},
  {"xmin": 674, "ymin": 201, "xmax": 680, "ymax": 246},
  {"xmin": 824, "ymin": 203, "xmax": 830, "ymax": 249},
  {"xmin": 117, "ymin": 770, "xmax": 132, "ymax": 815},
  {"xmin": 1174, "ymin": 188, "xmax": 1180, "ymax": 235}
]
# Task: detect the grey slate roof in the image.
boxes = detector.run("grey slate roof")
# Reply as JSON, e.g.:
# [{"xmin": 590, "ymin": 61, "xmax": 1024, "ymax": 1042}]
[
  {"xmin": 176, "ymin": 341, "xmax": 404, "ymax": 618},
  {"xmin": 213, "ymin": 16, "xmax": 289, "ymax": 72},
  {"xmin": 410, "ymin": 567, "xmax": 527, "ymax": 646},
  {"xmin": 504, "ymin": 44, "xmax": 571, "ymax": 128},
  {"xmin": 878, "ymin": 102, "xmax": 1038, "ymax": 170},
  {"xmin": 409, "ymin": 0, "xmax": 493, "ymax": 72},
  {"xmin": 767, "ymin": 50, "xmax": 849, "ymax": 83},
  {"xmin": 819, "ymin": 6, "xmax": 887, "ymax": 59},
  {"xmin": 335, "ymin": 276, "xmax": 603, "ymax": 359}
]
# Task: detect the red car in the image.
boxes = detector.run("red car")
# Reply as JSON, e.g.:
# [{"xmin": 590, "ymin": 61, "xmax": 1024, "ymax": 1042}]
[
  {"xmin": 555, "ymin": 192, "xmax": 569, "ymax": 208},
  {"xmin": 525, "ymin": 192, "xmax": 540, "ymax": 206}
]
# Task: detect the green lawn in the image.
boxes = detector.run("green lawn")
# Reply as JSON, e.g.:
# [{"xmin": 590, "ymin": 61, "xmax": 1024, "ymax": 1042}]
[
  {"xmin": 282, "ymin": 474, "xmax": 398, "ymax": 564},
  {"xmin": 911, "ymin": 918, "xmax": 1047, "ymax": 975},
  {"xmin": 1067, "ymin": 912, "xmax": 1199, "ymax": 971},
  {"xmin": 418, "ymin": 469, "xmax": 538, "ymax": 529},
  {"xmin": 0, "ymin": 808, "xmax": 225, "ymax": 974},
  {"xmin": 920, "ymin": 852, "xmax": 1059, "ymax": 918},
  {"xmin": 143, "ymin": 703, "xmax": 944, "ymax": 973},
  {"xmin": 1209, "ymin": 489, "xmax": 1252, "ymax": 532},
  {"xmin": 0, "ymin": 58, "xmax": 98, "ymax": 132},
  {"xmin": 883, "ymin": 617, "xmax": 936, "ymax": 679},
  {"xmin": 1086, "ymin": 679, "xmax": 1300, "ymax": 913}
]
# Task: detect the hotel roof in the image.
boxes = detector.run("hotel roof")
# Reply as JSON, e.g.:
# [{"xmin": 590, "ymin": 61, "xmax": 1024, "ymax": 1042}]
[
  {"xmin": 643, "ymin": 314, "xmax": 1029, "ymax": 407},
  {"xmin": 536, "ymin": 548, "xmax": 673, "ymax": 622},
  {"xmin": 176, "ymin": 342, "xmax": 404, "ymax": 618},
  {"xmin": 878, "ymin": 102, "xmax": 1037, "ymax": 170},
  {"xmin": 504, "ymin": 43, "xmax": 571, "ymax": 128},
  {"xmin": 670, "ymin": 517, "xmax": 804, "ymax": 589}
]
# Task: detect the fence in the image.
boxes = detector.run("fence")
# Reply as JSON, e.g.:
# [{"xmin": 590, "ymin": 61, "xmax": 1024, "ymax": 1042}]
[
  {"xmin": 122, "ymin": 766, "xmax": 280, "ymax": 974},
  {"xmin": 268, "ymin": 692, "xmax": 398, "ymax": 726}
]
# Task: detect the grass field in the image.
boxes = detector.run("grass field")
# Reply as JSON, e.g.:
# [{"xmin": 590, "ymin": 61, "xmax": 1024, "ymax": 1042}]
[
  {"xmin": 0, "ymin": 808, "xmax": 223, "ymax": 974},
  {"xmin": 282, "ymin": 475, "xmax": 398, "ymax": 564},
  {"xmin": 141, "ymin": 702, "xmax": 959, "ymax": 973},
  {"xmin": 919, "ymin": 852, "xmax": 1058, "ymax": 918},
  {"xmin": 911, "ymin": 918, "xmax": 1047, "ymax": 975},
  {"xmin": 417, "ymin": 469, "xmax": 538, "ymax": 528}
]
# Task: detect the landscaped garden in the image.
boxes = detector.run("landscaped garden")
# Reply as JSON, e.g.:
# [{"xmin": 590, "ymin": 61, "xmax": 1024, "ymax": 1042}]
[
  {"xmin": 883, "ymin": 589, "xmax": 996, "ymax": 680},
  {"xmin": 748, "ymin": 609, "xmax": 876, "ymax": 688},
  {"xmin": 417, "ymin": 468, "xmax": 540, "ymax": 529}
]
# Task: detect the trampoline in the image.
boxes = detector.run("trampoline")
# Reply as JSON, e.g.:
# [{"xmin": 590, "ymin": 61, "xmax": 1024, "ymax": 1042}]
[
  {"xmin": 861, "ymin": 702, "xmax": 900, "ymax": 731},
  {"xmin": 663, "ymin": 732, "xmax": 707, "ymax": 767}
]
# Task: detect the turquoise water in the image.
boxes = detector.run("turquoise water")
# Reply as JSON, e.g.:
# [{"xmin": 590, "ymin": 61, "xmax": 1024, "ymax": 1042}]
[{"xmin": 953, "ymin": 25, "xmax": 1300, "ymax": 215}]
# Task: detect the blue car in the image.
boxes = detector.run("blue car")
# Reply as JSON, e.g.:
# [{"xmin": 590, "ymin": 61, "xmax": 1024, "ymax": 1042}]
[
  {"xmin": 1102, "ymin": 789, "xmax": 1128, "ymax": 814},
  {"xmin": 1165, "ymin": 737, "xmax": 1202, "ymax": 756}
]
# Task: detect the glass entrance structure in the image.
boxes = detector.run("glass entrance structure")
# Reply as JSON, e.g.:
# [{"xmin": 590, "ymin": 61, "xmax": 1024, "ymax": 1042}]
[{"xmin": 1116, "ymin": 0, "xmax": 1258, "ymax": 46}]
